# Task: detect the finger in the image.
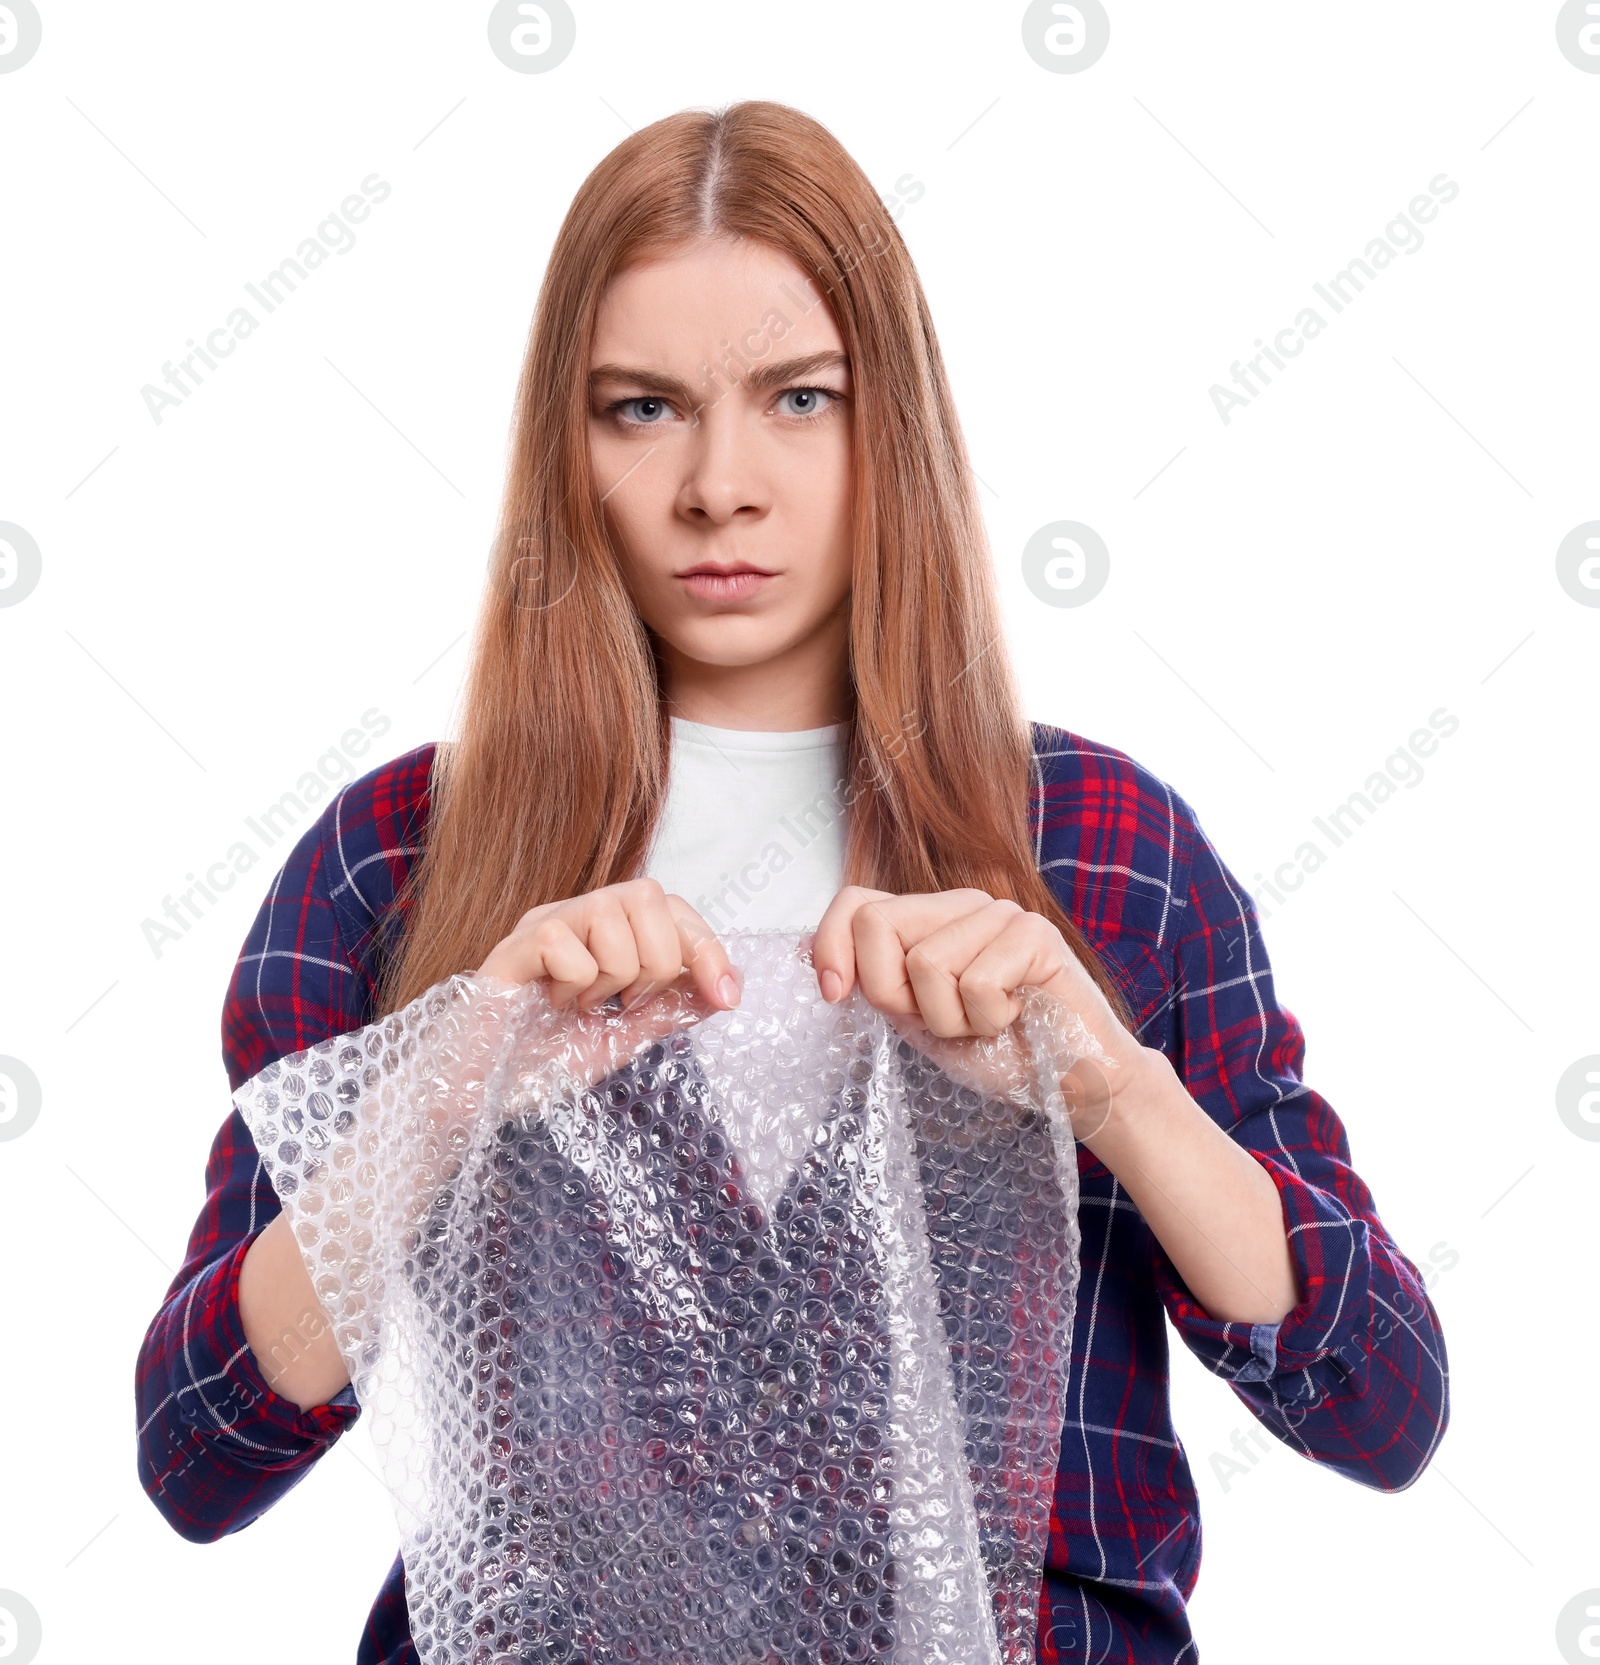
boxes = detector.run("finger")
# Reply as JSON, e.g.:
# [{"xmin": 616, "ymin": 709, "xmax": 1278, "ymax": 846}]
[
  {"xmin": 811, "ymin": 885, "xmax": 895, "ymax": 1003},
  {"xmin": 521, "ymin": 914, "xmax": 599, "ymax": 1007},
  {"xmin": 903, "ymin": 899, "xmax": 1029, "ymax": 1037},
  {"xmin": 667, "ymin": 895, "xmax": 743, "ymax": 1009},
  {"xmin": 614, "ymin": 878, "xmax": 691, "ymax": 1009},
  {"xmin": 571, "ymin": 893, "xmax": 644, "ymax": 1009},
  {"xmin": 957, "ymin": 910, "xmax": 1076, "ymax": 1037},
  {"xmin": 966, "ymin": 909, "xmax": 1068, "ymax": 1037},
  {"xmin": 852, "ymin": 889, "xmax": 996, "ymax": 1019}
]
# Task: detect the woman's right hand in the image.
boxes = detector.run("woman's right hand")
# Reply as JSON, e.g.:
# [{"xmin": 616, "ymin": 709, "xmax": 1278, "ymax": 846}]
[
  {"xmin": 467, "ymin": 878, "xmax": 745, "ymax": 1097},
  {"xmin": 475, "ymin": 876, "xmax": 743, "ymax": 1014}
]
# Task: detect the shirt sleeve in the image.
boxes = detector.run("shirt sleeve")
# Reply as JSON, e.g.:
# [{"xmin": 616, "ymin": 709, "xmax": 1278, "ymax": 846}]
[
  {"xmin": 134, "ymin": 808, "xmax": 368, "ymax": 1542},
  {"xmin": 1148, "ymin": 803, "xmax": 1450, "ymax": 1492}
]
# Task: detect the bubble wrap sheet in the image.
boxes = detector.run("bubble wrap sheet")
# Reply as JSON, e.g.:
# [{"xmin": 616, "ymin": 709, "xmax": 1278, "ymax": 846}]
[{"xmin": 234, "ymin": 930, "xmax": 1103, "ymax": 1665}]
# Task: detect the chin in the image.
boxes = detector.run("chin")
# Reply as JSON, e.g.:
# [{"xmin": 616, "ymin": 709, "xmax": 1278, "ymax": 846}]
[{"xmin": 659, "ymin": 618, "xmax": 796, "ymax": 667}]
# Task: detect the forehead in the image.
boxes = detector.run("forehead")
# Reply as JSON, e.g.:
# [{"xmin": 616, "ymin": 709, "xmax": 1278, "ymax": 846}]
[{"xmin": 590, "ymin": 237, "xmax": 844, "ymax": 366}]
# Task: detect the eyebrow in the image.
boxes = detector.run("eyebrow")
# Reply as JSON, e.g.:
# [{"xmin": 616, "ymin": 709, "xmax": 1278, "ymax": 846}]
[{"xmin": 589, "ymin": 349, "xmax": 851, "ymax": 410}]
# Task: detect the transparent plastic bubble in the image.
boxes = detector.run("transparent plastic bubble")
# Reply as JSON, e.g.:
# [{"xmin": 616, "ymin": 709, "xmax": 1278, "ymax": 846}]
[{"xmin": 235, "ymin": 929, "xmax": 1105, "ymax": 1664}]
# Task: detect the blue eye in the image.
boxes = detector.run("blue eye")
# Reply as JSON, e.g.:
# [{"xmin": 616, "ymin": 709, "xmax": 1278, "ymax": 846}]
[
  {"xmin": 618, "ymin": 396, "xmax": 671, "ymax": 425},
  {"xmin": 778, "ymin": 388, "xmax": 833, "ymax": 417}
]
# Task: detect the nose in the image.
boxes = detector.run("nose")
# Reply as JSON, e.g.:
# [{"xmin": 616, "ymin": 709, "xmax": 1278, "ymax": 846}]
[{"xmin": 675, "ymin": 398, "xmax": 770, "ymax": 526}]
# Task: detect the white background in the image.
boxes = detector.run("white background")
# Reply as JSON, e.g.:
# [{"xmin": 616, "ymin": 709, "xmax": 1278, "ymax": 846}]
[{"xmin": 1, "ymin": 3, "xmax": 1595, "ymax": 1661}]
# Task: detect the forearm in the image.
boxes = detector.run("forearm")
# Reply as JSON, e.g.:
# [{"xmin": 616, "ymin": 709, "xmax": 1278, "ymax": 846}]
[
  {"xmin": 238, "ymin": 1213, "xmax": 350, "ymax": 1413},
  {"xmin": 1079, "ymin": 1047, "xmax": 1299, "ymax": 1325},
  {"xmin": 137, "ymin": 1222, "xmax": 359, "ymax": 1540}
]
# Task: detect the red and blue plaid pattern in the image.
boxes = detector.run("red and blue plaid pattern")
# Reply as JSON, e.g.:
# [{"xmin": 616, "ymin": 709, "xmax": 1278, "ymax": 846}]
[{"xmin": 133, "ymin": 725, "xmax": 1448, "ymax": 1663}]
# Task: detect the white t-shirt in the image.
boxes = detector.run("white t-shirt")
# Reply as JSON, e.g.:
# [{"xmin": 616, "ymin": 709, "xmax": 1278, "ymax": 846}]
[
  {"xmin": 643, "ymin": 716, "xmax": 850, "ymax": 932},
  {"xmin": 643, "ymin": 714, "xmax": 850, "ymax": 1212}
]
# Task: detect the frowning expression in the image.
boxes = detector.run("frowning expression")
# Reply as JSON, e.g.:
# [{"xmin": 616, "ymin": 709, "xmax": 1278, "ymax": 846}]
[{"xmin": 587, "ymin": 236, "xmax": 856, "ymax": 681}]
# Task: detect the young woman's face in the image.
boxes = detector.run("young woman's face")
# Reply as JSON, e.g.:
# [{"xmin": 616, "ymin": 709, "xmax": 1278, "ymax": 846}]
[{"xmin": 587, "ymin": 237, "xmax": 855, "ymax": 712}]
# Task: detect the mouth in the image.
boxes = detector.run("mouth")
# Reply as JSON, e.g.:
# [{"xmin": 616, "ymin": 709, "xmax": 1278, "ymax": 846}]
[{"xmin": 675, "ymin": 562, "xmax": 778, "ymax": 602}]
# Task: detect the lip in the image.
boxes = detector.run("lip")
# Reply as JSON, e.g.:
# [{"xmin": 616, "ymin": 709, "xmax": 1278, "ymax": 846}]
[{"xmin": 675, "ymin": 563, "xmax": 777, "ymax": 602}]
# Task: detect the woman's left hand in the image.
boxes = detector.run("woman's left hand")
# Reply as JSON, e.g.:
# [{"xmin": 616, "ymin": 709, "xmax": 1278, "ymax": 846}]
[{"xmin": 810, "ymin": 886, "xmax": 1150, "ymax": 1130}]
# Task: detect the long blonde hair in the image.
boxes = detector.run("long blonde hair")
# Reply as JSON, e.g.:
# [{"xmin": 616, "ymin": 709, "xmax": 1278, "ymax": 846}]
[{"xmin": 372, "ymin": 100, "xmax": 1130, "ymax": 1028}]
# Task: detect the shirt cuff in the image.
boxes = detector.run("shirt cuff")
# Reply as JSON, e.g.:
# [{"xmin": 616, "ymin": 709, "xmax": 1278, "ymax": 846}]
[
  {"xmin": 1153, "ymin": 1151, "xmax": 1373, "ymax": 1386},
  {"xmin": 177, "ymin": 1233, "xmax": 361, "ymax": 1450}
]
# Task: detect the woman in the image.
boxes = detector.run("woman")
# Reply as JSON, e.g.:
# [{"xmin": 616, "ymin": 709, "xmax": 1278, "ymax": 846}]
[{"xmin": 135, "ymin": 101, "xmax": 1448, "ymax": 1663}]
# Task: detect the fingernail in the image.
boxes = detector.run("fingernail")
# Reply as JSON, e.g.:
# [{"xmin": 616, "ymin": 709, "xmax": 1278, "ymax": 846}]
[
  {"xmin": 820, "ymin": 969, "xmax": 842, "ymax": 1002},
  {"xmin": 717, "ymin": 972, "xmax": 741, "ymax": 1008}
]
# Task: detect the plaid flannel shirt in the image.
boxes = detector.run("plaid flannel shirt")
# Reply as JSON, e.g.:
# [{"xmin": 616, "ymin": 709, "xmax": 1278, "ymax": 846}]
[{"xmin": 133, "ymin": 724, "xmax": 1449, "ymax": 1663}]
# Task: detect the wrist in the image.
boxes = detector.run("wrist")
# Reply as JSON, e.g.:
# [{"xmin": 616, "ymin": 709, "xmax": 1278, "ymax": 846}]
[{"xmin": 1068, "ymin": 1042, "xmax": 1182, "ymax": 1161}]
